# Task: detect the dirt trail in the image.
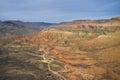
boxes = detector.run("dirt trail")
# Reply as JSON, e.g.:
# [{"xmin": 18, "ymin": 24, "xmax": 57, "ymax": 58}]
[{"xmin": 42, "ymin": 50, "xmax": 67, "ymax": 80}]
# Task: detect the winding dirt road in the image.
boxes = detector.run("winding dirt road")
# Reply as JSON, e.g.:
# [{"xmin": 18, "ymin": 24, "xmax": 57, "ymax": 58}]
[{"xmin": 42, "ymin": 50, "xmax": 67, "ymax": 80}]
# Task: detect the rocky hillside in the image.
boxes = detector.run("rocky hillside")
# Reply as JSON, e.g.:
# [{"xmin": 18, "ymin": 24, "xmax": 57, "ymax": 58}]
[
  {"xmin": 52, "ymin": 17, "xmax": 120, "ymax": 31},
  {"xmin": 0, "ymin": 20, "xmax": 55, "ymax": 43},
  {"xmin": 17, "ymin": 17, "xmax": 120, "ymax": 80}
]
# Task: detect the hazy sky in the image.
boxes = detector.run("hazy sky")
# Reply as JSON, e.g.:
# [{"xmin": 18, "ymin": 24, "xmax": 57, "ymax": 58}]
[{"xmin": 0, "ymin": 0, "xmax": 120, "ymax": 22}]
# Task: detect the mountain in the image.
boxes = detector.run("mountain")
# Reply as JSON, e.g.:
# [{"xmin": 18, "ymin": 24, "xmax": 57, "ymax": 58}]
[
  {"xmin": 2, "ymin": 20, "xmax": 55, "ymax": 28},
  {"xmin": 17, "ymin": 17, "xmax": 120, "ymax": 80},
  {"xmin": 0, "ymin": 17, "xmax": 120, "ymax": 80},
  {"xmin": 52, "ymin": 17, "xmax": 120, "ymax": 31},
  {"xmin": 26, "ymin": 22, "xmax": 55, "ymax": 28},
  {"xmin": 0, "ymin": 20, "xmax": 55, "ymax": 42}
]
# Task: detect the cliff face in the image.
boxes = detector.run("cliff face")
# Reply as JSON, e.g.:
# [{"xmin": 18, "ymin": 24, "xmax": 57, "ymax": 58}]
[
  {"xmin": 17, "ymin": 17, "xmax": 120, "ymax": 80},
  {"xmin": 53, "ymin": 17, "xmax": 120, "ymax": 31}
]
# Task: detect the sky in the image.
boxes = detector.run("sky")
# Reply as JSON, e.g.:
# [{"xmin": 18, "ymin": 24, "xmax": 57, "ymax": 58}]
[{"xmin": 0, "ymin": 0, "xmax": 120, "ymax": 23}]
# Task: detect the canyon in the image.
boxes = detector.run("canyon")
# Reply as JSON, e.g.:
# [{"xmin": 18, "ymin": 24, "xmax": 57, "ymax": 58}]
[{"xmin": 0, "ymin": 17, "xmax": 120, "ymax": 80}]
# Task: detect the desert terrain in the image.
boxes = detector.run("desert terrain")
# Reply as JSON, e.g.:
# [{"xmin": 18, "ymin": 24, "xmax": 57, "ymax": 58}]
[{"xmin": 0, "ymin": 17, "xmax": 120, "ymax": 80}]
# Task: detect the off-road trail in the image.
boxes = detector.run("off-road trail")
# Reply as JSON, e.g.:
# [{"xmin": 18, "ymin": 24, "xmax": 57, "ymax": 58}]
[{"xmin": 42, "ymin": 50, "xmax": 67, "ymax": 80}]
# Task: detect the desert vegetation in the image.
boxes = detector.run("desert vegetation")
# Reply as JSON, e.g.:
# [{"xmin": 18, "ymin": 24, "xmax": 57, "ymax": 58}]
[{"xmin": 0, "ymin": 17, "xmax": 120, "ymax": 80}]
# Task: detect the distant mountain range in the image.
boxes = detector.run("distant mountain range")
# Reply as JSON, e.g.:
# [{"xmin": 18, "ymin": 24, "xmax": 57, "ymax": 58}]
[
  {"xmin": 0, "ymin": 20, "xmax": 55, "ymax": 28},
  {"xmin": 0, "ymin": 20, "xmax": 56, "ymax": 34},
  {"xmin": 0, "ymin": 20, "xmax": 56, "ymax": 41}
]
